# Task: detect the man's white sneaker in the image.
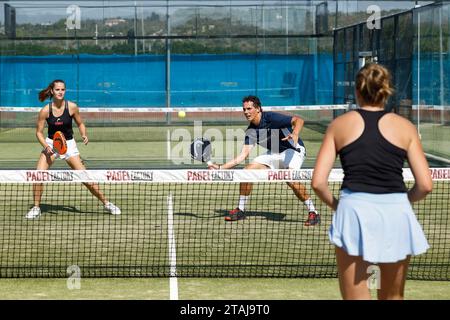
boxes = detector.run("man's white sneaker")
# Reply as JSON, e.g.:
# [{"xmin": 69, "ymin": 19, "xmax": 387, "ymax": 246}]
[
  {"xmin": 104, "ymin": 202, "xmax": 121, "ymax": 215},
  {"xmin": 25, "ymin": 206, "xmax": 41, "ymax": 219}
]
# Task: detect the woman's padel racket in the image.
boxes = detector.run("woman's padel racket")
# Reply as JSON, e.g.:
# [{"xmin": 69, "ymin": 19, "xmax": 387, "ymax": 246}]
[
  {"xmin": 190, "ymin": 137, "xmax": 213, "ymax": 166},
  {"xmin": 53, "ymin": 131, "xmax": 68, "ymax": 155}
]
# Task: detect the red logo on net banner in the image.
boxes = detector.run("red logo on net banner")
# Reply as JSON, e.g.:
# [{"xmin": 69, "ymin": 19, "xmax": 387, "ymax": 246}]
[
  {"xmin": 267, "ymin": 170, "xmax": 313, "ymax": 181},
  {"xmin": 430, "ymin": 168, "xmax": 450, "ymax": 180},
  {"xmin": 187, "ymin": 171, "xmax": 234, "ymax": 181},
  {"xmin": 106, "ymin": 171, "xmax": 153, "ymax": 181},
  {"xmin": 26, "ymin": 171, "xmax": 74, "ymax": 181}
]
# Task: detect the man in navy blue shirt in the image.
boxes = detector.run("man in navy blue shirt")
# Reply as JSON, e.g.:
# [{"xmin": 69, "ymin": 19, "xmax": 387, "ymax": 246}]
[{"xmin": 208, "ymin": 95, "xmax": 320, "ymax": 226}]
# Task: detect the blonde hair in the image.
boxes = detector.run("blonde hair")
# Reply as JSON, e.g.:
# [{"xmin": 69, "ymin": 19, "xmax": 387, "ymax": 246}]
[{"xmin": 355, "ymin": 63, "xmax": 394, "ymax": 106}]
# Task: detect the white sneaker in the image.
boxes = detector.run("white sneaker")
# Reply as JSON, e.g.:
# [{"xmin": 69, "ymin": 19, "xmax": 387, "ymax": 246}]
[
  {"xmin": 25, "ymin": 206, "xmax": 41, "ymax": 219},
  {"xmin": 104, "ymin": 202, "xmax": 121, "ymax": 215}
]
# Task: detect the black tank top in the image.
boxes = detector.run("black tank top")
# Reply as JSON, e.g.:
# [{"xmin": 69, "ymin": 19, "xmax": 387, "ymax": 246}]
[
  {"xmin": 47, "ymin": 100, "xmax": 74, "ymax": 140},
  {"xmin": 339, "ymin": 109, "xmax": 407, "ymax": 193}
]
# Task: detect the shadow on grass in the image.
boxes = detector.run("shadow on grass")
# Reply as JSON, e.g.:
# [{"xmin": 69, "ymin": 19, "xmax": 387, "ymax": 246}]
[
  {"xmin": 215, "ymin": 209, "xmax": 287, "ymax": 221},
  {"xmin": 176, "ymin": 209, "xmax": 309, "ymax": 223},
  {"xmin": 39, "ymin": 203, "xmax": 100, "ymax": 216}
]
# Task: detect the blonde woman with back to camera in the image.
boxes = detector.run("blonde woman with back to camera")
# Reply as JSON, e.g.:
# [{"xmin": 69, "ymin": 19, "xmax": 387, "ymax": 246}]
[{"xmin": 312, "ymin": 63, "xmax": 432, "ymax": 300}]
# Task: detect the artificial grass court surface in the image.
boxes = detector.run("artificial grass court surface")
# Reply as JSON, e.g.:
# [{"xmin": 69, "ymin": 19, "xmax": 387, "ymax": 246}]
[
  {"xmin": 0, "ymin": 125, "xmax": 325, "ymax": 169},
  {"xmin": 0, "ymin": 278, "xmax": 449, "ymax": 300},
  {"xmin": 0, "ymin": 121, "xmax": 448, "ymax": 169},
  {"xmin": 0, "ymin": 181, "xmax": 337, "ymax": 278},
  {"xmin": 1, "ymin": 181, "xmax": 447, "ymax": 279},
  {"xmin": 1, "ymin": 122, "xmax": 448, "ymax": 297}
]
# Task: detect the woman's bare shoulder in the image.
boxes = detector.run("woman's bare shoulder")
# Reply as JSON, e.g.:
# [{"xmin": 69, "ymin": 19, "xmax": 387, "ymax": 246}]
[
  {"xmin": 383, "ymin": 112, "xmax": 416, "ymax": 132},
  {"xmin": 67, "ymin": 100, "xmax": 78, "ymax": 108},
  {"xmin": 328, "ymin": 110, "xmax": 360, "ymax": 131},
  {"xmin": 67, "ymin": 101, "xmax": 80, "ymax": 114},
  {"xmin": 39, "ymin": 104, "xmax": 50, "ymax": 116}
]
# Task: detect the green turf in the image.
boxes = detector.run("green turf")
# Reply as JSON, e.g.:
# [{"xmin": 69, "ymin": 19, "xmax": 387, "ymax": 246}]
[
  {"xmin": 0, "ymin": 182, "xmax": 336, "ymax": 278},
  {"xmin": 0, "ymin": 181, "xmax": 448, "ymax": 280},
  {"xmin": 0, "ymin": 278, "xmax": 449, "ymax": 300},
  {"xmin": 0, "ymin": 125, "xmax": 324, "ymax": 169},
  {"xmin": 0, "ymin": 121, "xmax": 448, "ymax": 287},
  {"xmin": 178, "ymin": 278, "xmax": 450, "ymax": 300},
  {"xmin": 1, "ymin": 122, "xmax": 447, "ymax": 169},
  {"xmin": 420, "ymin": 123, "xmax": 450, "ymax": 160}
]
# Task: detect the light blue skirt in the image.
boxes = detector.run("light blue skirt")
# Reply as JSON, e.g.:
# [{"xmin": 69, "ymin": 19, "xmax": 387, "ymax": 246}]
[{"xmin": 329, "ymin": 189, "xmax": 430, "ymax": 263}]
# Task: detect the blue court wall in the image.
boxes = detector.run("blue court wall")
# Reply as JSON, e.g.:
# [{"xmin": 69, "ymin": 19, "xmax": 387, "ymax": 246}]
[{"xmin": 0, "ymin": 53, "xmax": 333, "ymax": 108}]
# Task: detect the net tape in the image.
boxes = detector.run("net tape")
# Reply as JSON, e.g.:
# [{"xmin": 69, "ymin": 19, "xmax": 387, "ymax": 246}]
[
  {"xmin": 1, "ymin": 167, "xmax": 445, "ymax": 183},
  {"xmin": 0, "ymin": 104, "xmax": 349, "ymax": 113}
]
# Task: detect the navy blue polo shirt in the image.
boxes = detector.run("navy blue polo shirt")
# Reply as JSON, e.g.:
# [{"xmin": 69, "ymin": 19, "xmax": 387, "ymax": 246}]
[{"xmin": 244, "ymin": 111, "xmax": 305, "ymax": 153}]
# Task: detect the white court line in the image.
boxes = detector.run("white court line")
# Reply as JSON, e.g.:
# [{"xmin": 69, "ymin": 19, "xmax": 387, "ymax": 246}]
[{"xmin": 167, "ymin": 193, "xmax": 178, "ymax": 300}]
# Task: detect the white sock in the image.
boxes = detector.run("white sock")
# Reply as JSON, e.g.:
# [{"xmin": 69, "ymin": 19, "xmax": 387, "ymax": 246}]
[
  {"xmin": 304, "ymin": 198, "xmax": 316, "ymax": 212},
  {"xmin": 238, "ymin": 195, "xmax": 249, "ymax": 211}
]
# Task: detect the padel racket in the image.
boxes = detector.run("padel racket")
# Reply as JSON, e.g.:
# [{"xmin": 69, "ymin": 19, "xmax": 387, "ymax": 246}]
[
  {"xmin": 53, "ymin": 131, "xmax": 67, "ymax": 155},
  {"xmin": 190, "ymin": 137, "xmax": 213, "ymax": 166}
]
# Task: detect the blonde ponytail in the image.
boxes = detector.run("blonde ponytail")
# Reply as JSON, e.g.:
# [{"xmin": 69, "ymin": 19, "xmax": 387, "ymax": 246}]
[{"xmin": 355, "ymin": 64, "xmax": 394, "ymax": 106}]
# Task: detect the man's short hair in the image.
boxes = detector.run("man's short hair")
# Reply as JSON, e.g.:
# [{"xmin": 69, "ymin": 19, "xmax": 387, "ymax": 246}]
[{"xmin": 242, "ymin": 95, "xmax": 262, "ymax": 111}]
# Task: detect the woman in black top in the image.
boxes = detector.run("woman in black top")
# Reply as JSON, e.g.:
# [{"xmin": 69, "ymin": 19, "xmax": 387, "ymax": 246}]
[
  {"xmin": 312, "ymin": 64, "xmax": 432, "ymax": 300},
  {"xmin": 26, "ymin": 80, "xmax": 121, "ymax": 219}
]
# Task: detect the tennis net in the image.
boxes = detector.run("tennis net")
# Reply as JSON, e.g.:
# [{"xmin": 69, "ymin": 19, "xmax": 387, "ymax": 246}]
[{"xmin": 0, "ymin": 168, "xmax": 448, "ymax": 279}]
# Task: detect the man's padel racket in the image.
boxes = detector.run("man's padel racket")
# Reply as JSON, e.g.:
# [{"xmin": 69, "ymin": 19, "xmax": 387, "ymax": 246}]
[
  {"xmin": 53, "ymin": 131, "xmax": 67, "ymax": 155},
  {"xmin": 190, "ymin": 137, "xmax": 213, "ymax": 166}
]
